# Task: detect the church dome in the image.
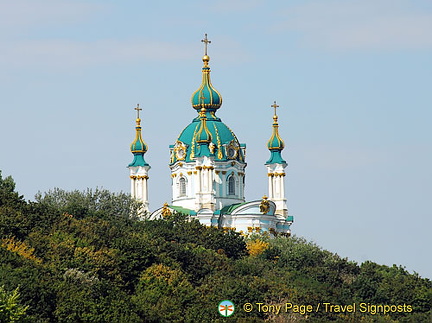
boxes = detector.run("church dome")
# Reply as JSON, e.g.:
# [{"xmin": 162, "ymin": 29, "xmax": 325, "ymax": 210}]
[
  {"xmin": 170, "ymin": 37, "xmax": 244, "ymax": 165},
  {"xmin": 170, "ymin": 109, "xmax": 245, "ymax": 164},
  {"xmin": 266, "ymin": 101, "xmax": 286, "ymax": 165},
  {"xmin": 130, "ymin": 123, "xmax": 148, "ymax": 154},
  {"xmin": 190, "ymin": 55, "xmax": 222, "ymax": 112},
  {"xmin": 128, "ymin": 106, "xmax": 149, "ymax": 167}
]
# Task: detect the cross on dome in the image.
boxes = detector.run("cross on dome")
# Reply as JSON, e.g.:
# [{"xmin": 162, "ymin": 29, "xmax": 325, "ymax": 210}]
[
  {"xmin": 134, "ymin": 104, "xmax": 142, "ymax": 119},
  {"xmin": 271, "ymin": 101, "xmax": 279, "ymax": 117},
  {"xmin": 191, "ymin": 34, "xmax": 222, "ymax": 111},
  {"xmin": 201, "ymin": 33, "xmax": 211, "ymax": 56}
]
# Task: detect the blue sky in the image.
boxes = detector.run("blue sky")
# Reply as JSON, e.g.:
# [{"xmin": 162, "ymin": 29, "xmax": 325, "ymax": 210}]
[{"xmin": 1, "ymin": 0, "xmax": 431, "ymax": 279}]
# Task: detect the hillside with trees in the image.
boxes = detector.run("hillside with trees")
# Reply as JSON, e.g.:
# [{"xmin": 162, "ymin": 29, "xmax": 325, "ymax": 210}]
[{"xmin": 0, "ymin": 171, "xmax": 431, "ymax": 322}]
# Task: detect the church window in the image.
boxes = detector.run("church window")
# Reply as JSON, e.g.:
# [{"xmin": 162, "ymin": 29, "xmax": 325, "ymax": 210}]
[
  {"xmin": 179, "ymin": 177, "xmax": 187, "ymax": 197},
  {"xmin": 228, "ymin": 175, "xmax": 236, "ymax": 195}
]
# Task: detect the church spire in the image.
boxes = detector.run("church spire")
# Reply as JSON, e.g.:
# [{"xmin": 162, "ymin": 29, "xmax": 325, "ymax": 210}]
[
  {"xmin": 266, "ymin": 101, "xmax": 286, "ymax": 165},
  {"xmin": 128, "ymin": 104, "xmax": 151, "ymax": 213},
  {"xmin": 129, "ymin": 104, "xmax": 149, "ymax": 167},
  {"xmin": 265, "ymin": 101, "xmax": 288, "ymax": 217},
  {"xmin": 191, "ymin": 33, "xmax": 222, "ymax": 112}
]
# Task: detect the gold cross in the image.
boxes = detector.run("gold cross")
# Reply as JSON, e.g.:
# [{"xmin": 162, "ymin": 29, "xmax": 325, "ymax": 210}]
[
  {"xmin": 201, "ymin": 33, "xmax": 211, "ymax": 55},
  {"xmin": 134, "ymin": 104, "xmax": 142, "ymax": 119},
  {"xmin": 271, "ymin": 101, "xmax": 279, "ymax": 116}
]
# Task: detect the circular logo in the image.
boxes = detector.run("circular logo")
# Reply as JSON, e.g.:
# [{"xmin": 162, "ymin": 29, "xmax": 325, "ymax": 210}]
[{"xmin": 219, "ymin": 300, "xmax": 235, "ymax": 317}]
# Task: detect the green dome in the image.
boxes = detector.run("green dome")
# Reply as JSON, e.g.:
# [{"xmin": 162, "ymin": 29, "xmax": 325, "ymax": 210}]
[
  {"xmin": 130, "ymin": 120, "xmax": 148, "ymax": 153},
  {"xmin": 267, "ymin": 114, "xmax": 285, "ymax": 151},
  {"xmin": 267, "ymin": 130, "xmax": 285, "ymax": 150},
  {"xmin": 170, "ymin": 112, "xmax": 245, "ymax": 164},
  {"xmin": 191, "ymin": 56, "xmax": 222, "ymax": 112},
  {"xmin": 130, "ymin": 136, "xmax": 148, "ymax": 154},
  {"xmin": 128, "ymin": 118, "xmax": 149, "ymax": 167},
  {"xmin": 266, "ymin": 112, "xmax": 286, "ymax": 165}
]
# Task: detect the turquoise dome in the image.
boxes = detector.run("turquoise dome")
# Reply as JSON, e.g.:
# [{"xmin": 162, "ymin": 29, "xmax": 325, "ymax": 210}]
[
  {"xmin": 171, "ymin": 52, "xmax": 245, "ymax": 164},
  {"xmin": 128, "ymin": 118, "xmax": 149, "ymax": 167},
  {"xmin": 266, "ymin": 114, "xmax": 286, "ymax": 165},
  {"xmin": 170, "ymin": 112, "xmax": 245, "ymax": 164},
  {"xmin": 191, "ymin": 55, "xmax": 222, "ymax": 111},
  {"xmin": 267, "ymin": 114, "xmax": 285, "ymax": 151},
  {"xmin": 130, "ymin": 120, "xmax": 148, "ymax": 153}
]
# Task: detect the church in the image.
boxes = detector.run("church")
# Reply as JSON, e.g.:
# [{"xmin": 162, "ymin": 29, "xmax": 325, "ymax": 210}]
[{"xmin": 127, "ymin": 35, "xmax": 294, "ymax": 235}]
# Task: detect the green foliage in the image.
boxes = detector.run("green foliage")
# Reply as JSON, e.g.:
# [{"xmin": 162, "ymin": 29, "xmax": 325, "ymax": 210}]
[
  {"xmin": 0, "ymin": 172, "xmax": 28, "ymax": 240},
  {"xmin": 132, "ymin": 264, "xmax": 197, "ymax": 322},
  {"xmin": 141, "ymin": 213, "xmax": 247, "ymax": 260},
  {"xmin": 0, "ymin": 171, "xmax": 25, "ymax": 209},
  {"xmin": 0, "ymin": 172, "xmax": 431, "ymax": 322},
  {"xmin": 0, "ymin": 285, "xmax": 29, "ymax": 323},
  {"xmin": 35, "ymin": 187, "xmax": 144, "ymax": 219}
]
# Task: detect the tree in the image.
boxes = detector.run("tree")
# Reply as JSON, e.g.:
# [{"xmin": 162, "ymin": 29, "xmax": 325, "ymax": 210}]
[
  {"xmin": 0, "ymin": 171, "xmax": 25, "ymax": 208},
  {"xmin": 35, "ymin": 188, "xmax": 144, "ymax": 220},
  {"xmin": 0, "ymin": 285, "xmax": 29, "ymax": 322},
  {"xmin": 132, "ymin": 264, "xmax": 196, "ymax": 322}
]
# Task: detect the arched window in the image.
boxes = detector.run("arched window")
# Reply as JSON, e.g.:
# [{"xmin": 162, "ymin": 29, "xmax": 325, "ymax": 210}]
[
  {"xmin": 228, "ymin": 175, "xmax": 236, "ymax": 196},
  {"xmin": 179, "ymin": 177, "xmax": 187, "ymax": 197}
]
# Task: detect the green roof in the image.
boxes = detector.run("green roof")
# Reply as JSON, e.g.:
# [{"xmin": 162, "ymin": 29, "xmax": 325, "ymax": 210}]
[
  {"xmin": 265, "ymin": 150, "xmax": 286, "ymax": 165},
  {"xmin": 169, "ymin": 205, "xmax": 197, "ymax": 216},
  {"xmin": 128, "ymin": 153, "xmax": 149, "ymax": 167},
  {"xmin": 220, "ymin": 202, "xmax": 246, "ymax": 214},
  {"xmin": 170, "ymin": 112, "xmax": 246, "ymax": 164}
]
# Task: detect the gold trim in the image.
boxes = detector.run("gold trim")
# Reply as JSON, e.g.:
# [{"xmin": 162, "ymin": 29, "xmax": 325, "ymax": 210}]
[
  {"xmin": 213, "ymin": 124, "xmax": 223, "ymax": 159},
  {"xmin": 226, "ymin": 139, "xmax": 240, "ymax": 160},
  {"xmin": 268, "ymin": 172, "xmax": 285, "ymax": 177},
  {"xmin": 190, "ymin": 123, "xmax": 200, "ymax": 160},
  {"xmin": 131, "ymin": 175, "xmax": 149, "ymax": 180},
  {"xmin": 174, "ymin": 141, "xmax": 188, "ymax": 161},
  {"xmin": 187, "ymin": 171, "xmax": 193, "ymax": 175},
  {"xmin": 195, "ymin": 108, "xmax": 212, "ymax": 144}
]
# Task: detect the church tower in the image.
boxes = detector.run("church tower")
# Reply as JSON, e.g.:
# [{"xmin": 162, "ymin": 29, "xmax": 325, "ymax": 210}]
[
  {"xmin": 128, "ymin": 104, "xmax": 150, "ymax": 212},
  {"xmin": 266, "ymin": 101, "xmax": 288, "ymax": 217},
  {"xmin": 169, "ymin": 34, "xmax": 247, "ymax": 212}
]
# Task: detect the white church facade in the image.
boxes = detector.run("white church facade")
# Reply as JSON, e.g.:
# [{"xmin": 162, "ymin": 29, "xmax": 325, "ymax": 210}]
[{"xmin": 128, "ymin": 35, "xmax": 293, "ymax": 235}]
